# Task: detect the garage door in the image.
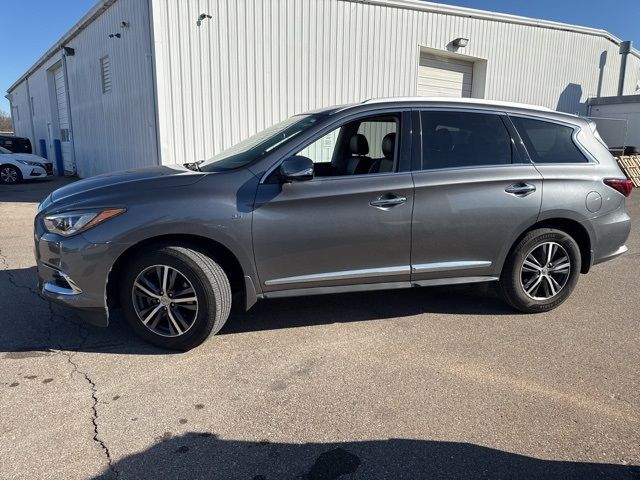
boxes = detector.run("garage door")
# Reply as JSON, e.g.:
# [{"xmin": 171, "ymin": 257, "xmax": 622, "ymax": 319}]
[
  {"xmin": 417, "ymin": 52, "xmax": 473, "ymax": 98},
  {"xmin": 53, "ymin": 65, "xmax": 74, "ymax": 173}
]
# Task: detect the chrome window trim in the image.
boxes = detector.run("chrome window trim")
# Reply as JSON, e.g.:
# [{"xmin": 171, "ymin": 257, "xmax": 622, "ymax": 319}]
[
  {"xmin": 303, "ymin": 170, "xmax": 411, "ymax": 183},
  {"xmin": 411, "ymin": 163, "xmax": 536, "ymax": 175}
]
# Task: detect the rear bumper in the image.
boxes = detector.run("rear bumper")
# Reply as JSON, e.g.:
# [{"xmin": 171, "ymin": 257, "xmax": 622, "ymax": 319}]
[
  {"xmin": 587, "ymin": 206, "xmax": 632, "ymax": 267},
  {"xmin": 593, "ymin": 245, "xmax": 628, "ymax": 266}
]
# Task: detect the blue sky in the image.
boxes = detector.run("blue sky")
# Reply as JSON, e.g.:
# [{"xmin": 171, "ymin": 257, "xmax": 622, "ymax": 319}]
[
  {"xmin": 2, "ymin": 0, "xmax": 639, "ymax": 114},
  {"xmin": 1, "ymin": 0, "xmax": 95, "ymax": 113}
]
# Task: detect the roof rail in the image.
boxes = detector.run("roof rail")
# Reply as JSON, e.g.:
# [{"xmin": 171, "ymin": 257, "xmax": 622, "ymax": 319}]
[{"xmin": 361, "ymin": 96, "xmax": 553, "ymax": 112}]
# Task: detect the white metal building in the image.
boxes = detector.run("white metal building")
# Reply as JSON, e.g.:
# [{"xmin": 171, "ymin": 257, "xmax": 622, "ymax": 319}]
[{"xmin": 6, "ymin": 0, "xmax": 640, "ymax": 178}]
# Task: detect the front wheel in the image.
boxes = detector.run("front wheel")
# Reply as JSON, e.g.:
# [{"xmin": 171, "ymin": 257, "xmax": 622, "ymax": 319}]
[
  {"xmin": 120, "ymin": 246, "xmax": 232, "ymax": 350},
  {"xmin": 0, "ymin": 165, "xmax": 22, "ymax": 184},
  {"xmin": 500, "ymin": 228, "xmax": 581, "ymax": 313}
]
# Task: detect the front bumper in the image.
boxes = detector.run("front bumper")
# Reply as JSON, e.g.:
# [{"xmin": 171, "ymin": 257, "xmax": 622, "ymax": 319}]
[
  {"xmin": 35, "ymin": 226, "xmax": 120, "ymax": 327},
  {"xmin": 21, "ymin": 163, "xmax": 53, "ymax": 179}
]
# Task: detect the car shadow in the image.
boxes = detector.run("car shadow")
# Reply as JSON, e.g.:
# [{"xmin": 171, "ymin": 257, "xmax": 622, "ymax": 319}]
[
  {"xmin": 0, "ymin": 266, "xmax": 516, "ymax": 356},
  {"xmin": 91, "ymin": 432, "xmax": 639, "ymax": 480},
  {"xmin": 221, "ymin": 282, "xmax": 514, "ymax": 335}
]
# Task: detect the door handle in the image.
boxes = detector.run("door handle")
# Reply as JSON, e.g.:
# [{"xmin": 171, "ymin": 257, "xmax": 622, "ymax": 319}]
[
  {"xmin": 505, "ymin": 183, "xmax": 536, "ymax": 196},
  {"xmin": 370, "ymin": 195, "xmax": 407, "ymax": 209}
]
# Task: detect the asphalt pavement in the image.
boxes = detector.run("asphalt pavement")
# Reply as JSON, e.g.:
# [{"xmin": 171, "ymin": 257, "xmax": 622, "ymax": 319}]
[{"xmin": 0, "ymin": 177, "xmax": 638, "ymax": 479}]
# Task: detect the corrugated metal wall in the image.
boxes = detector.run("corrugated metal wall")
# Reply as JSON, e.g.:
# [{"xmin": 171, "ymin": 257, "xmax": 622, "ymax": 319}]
[
  {"xmin": 151, "ymin": 0, "xmax": 637, "ymax": 166},
  {"xmin": 27, "ymin": 55, "xmax": 63, "ymax": 161},
  {"xmin": 62, "ymin": 0, "xmax": 157, "ymax": 177},
  {"xmin": 8, "ymin": 0, "xmax": 157, "ymax": 178},
  {"xmin": 7, "ymin": 81, "xmax": 32, "ymax": 143},
  {"xmin": 624, "ymin": 55, "xmax": 640, "ymax": 95}
]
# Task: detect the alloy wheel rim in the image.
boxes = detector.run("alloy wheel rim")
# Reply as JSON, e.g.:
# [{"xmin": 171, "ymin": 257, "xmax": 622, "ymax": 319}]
[
  {"xmin": 132, "ymin": 264, "xmax": 199, "ymax": 337},
  {"xmin": 520, "ymin": 242, "xmax": 571, "ymax": 301},
  {"xmin": 1, "ymin": 167, "xmax": 17, "ymax": 183}
]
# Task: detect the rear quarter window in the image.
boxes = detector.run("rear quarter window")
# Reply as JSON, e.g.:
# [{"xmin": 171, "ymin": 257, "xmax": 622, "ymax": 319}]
[{"xmin": 511, "ymin": 117, "xmax": 588, "ymax": 164}]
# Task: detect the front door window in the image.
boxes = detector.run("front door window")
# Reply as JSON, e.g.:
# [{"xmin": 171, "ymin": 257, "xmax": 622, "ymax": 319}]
[{"xmin": 296, "ymin": 115, "xmax": 399, "ymax": 177}]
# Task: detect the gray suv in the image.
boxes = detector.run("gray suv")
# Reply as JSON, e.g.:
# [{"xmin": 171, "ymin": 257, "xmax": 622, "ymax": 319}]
[{"xmin": 35, "ymin": 98, "xmax": 633, "ymax": 350}]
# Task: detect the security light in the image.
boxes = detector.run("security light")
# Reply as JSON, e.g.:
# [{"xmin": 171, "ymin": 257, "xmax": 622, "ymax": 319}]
[
  {"xmin": 197, "ymin": 13, "xmax": 212, "ymax": 27},
  {"xmin": 452, "ymin": 37, "xmax": 469, "ymax": 48}
]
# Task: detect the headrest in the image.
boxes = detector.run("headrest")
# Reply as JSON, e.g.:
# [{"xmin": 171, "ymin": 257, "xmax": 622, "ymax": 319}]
[
  {"xmin": 349, "ymin": 134, "xmax": 369, "ymax": 155},
  {"xmin": 382, "ymin": 132, "xmax": 396, "ymax": 158}
]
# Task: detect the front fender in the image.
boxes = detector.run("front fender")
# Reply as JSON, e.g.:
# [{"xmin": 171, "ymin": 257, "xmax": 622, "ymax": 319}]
[{"xmin": 81, "ymin": 170, "xmax": 261, "ymax": 293}]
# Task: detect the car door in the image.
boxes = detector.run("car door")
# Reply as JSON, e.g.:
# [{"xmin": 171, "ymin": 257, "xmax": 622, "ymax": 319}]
[
  {"xmin": 410, "ymin": 109, "xmax": 543, "ymax": 282},
  {"xmin": 253, "ymin": 111, "xmax": 414, "ymax": 293}
]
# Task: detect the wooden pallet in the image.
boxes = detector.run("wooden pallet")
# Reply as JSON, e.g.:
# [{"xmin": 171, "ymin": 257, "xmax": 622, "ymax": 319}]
[{"xmin": 616, "ymin": 155, "xmax": 640, "ymax": 188}]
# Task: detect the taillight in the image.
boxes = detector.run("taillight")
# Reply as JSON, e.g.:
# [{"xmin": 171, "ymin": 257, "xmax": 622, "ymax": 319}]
[{"xmin": 604, "ymin": 178, "xmax": 634, "ymax": 197}]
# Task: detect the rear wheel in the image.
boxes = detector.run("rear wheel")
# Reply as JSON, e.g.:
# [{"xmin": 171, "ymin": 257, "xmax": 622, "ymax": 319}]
[
  {"xmin": 0, "ymin": 165, "xmax": 22, "ymax": 184},
  {"xmin": 120, "ymin": 246, "xmax": 232, "ymax": 350},
  {"xmin": 500, "ymin": 228, "xmax": 581, "ymax": 313}
]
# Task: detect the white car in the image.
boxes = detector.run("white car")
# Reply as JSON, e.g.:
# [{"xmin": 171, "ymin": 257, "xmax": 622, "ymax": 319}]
[{"xmin": 0, "ymin": 146, "xmax": 53, "ymax": 184}]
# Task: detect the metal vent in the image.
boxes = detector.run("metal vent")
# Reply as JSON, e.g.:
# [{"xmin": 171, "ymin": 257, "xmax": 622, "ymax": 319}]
[{"xmin": 100, "ymin": 56, "xmax": 112, "ymax": 94}]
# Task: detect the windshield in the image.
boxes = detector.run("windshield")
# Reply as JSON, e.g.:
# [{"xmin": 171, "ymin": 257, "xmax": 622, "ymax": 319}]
[
  {"xmin": 199, "ymin": 114, "xmax": 323, "ymax": 172},
  {"xmin": 0, "ymin": 146, "xmax": 10, "ymax": 154}
]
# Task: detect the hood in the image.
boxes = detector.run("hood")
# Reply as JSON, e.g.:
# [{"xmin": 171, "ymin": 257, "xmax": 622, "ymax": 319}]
[
  {"xmin": 50, "ymin": 164, "xmax": 205, "ymax": 204},
  {"xmin": 6, "ymin": 153, "xmax": 49, "ymax": 164}
]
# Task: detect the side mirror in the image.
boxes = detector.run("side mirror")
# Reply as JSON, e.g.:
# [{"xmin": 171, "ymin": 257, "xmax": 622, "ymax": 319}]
[{"xmin": 278, "ymin": 156, "xmax": 314, "ymax": 182}]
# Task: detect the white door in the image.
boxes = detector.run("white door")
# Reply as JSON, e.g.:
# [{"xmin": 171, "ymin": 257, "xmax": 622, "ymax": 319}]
[
  {"xmin": 53, "ymin": 66, "xmax": 74, "ymax": 173},
  {"xmin": 417, "ymin": 52, "xmax": 473, "ymax": 98}
]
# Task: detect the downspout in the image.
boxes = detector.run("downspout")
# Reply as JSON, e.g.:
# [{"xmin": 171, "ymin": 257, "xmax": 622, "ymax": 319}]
[
  {"xmin": 617, "ymin": 41, "xmax": 632, "ymax": 96},
  {"xmin": 25, "ymin": 78, "xmax": 36, "ymax": 148},
  {"xmin": 146, "ymin": 0, "xmax": 162, "ymax": 167},
  {"xmin": 61, "ymin": 48, "xmax": 78, "ymax": 175}
]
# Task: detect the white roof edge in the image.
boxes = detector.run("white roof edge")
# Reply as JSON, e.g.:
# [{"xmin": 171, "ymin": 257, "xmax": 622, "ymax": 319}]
[
  {"xmin": 7, "ymin": 0, "xmax": 117, "ymax": 94},
  {"xmin": 363, "ymin": 97, "xmax": 555, "ymax": 112},
  {"xmin": 7, "ymin": 0, "xmax": 639, "ymax": 95},
  {"xmin": 341, "ymin": 0, "xmax": 640, "ymax": 59}
]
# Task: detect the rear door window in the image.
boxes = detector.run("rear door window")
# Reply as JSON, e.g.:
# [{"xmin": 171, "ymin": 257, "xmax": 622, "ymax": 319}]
[
  {"xmin": 420, "ymin": 111, "xmax": 514, "ymax": 170},
  {"xmin": 510, "ymin": 116, "xmax": 588, "ymax": 164}
]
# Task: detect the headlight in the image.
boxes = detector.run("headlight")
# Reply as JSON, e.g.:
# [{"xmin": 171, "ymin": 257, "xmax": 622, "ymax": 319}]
[
  {"xmin": 16, "ymin": 159, "xmax": 44, "ymax": 167},
  {"xmin": 43, "ymin": 208, "xmax": 125, "ymax": 237}
]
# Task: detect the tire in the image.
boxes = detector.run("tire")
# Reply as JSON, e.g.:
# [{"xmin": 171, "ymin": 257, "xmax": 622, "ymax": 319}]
[
  {"xmin": 0, "ymin": 165, "xmax": 23, "ymax": 184},
  {"xmin": 499, "ymin": 228, "xmax": 581, "ymax": 313},
  {"xmin": 120, "ymin": 245, "xmax": 232, "ymax": 350}
]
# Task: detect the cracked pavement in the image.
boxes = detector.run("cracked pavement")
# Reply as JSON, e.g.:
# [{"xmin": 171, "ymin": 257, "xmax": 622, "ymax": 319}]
[{"xmin": 0, "ymin": 177, "xmax": 639, "ymax": 479}]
